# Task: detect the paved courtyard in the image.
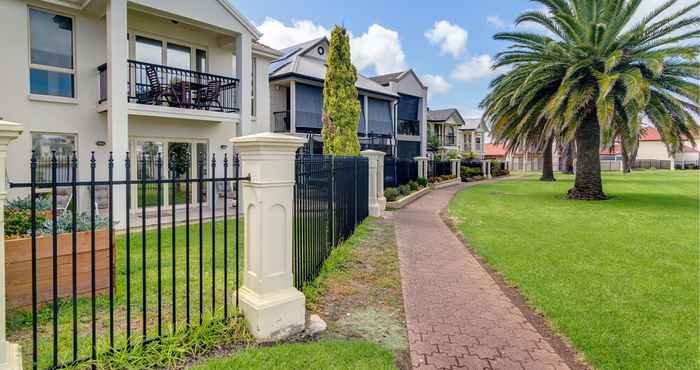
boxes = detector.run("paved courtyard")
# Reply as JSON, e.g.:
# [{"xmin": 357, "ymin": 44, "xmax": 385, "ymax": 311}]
[{"xmin": 394, "ymin": 183, "xmax": 570, "ymax": 370}]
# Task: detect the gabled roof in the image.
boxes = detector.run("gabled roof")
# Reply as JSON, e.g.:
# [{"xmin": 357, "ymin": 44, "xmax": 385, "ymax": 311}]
[
  {"xmin": 269, "ymin": 38, "xmax": 398, "ymax": 99},
  {"xmin": 252, "ymin": 42, "xmax": 282, "ymax": 59},
  {"xmin": 461, "ymin": 118, "xmax": 486, "ymax": 131},
  {"xmin": 485, "ymin": 143, "xmax": 508, "ymax": 157},
  {"xmin": 370, "ymin": 69, "xmax": 428, "ymax": 90},
  {"xmin": 428, "ymin": 108, "xmax": 460, "ymax": 122},
  {"xmin": 215, "ymin": 0, "xmax": 263, "ymax": 38}
]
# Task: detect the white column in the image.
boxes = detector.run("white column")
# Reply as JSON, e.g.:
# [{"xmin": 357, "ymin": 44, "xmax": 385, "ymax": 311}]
[
  {"xmin": 361, "ymin": 150, "xmax": 385, "ymax": 217},
  {"xmin": 107, "ymin": 0, "xmax": 129, "ymax": 228},
  {"xmin": 451, "ymin": 159, "xmax": 460, "ymax": 179},
  {"xmin": 236, "ymin": 34, "xmax": 253, "ymax": 136},
  {"xmin": 415, "ymin": 156, "xmax": 428, "ymax": 179},
  {"xmin": 487, "ymin": 161, "xmax": 493, "ymax": 179},
  {"xmin": 289, "ymin": 81, "xmax": 296, "ymax": 134},
  {"xmin": 670, "ymin": 157, "xmax": 676, "ymax": 171},
  {"xmin": 230, "ymin": 133, "xmax": 307, "ymax": 340},
  {"xmin": 0, "ymin": 121, "xmax": 24, "ymax": 369}
]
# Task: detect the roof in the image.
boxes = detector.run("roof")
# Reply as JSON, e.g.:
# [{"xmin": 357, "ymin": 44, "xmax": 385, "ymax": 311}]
[
  {"xmin": 269, "ymin": 38, "xmax": 398, "ymax": 98},
  {"xmin": 461, "ymin": 118, "xmax": 485, "ymax": 131},
  {"xmin": 427, "ymin": 108, "xmax": 459, "ymax": 122},
  {"xmin": 600, "ymin": 144, "xmax": 622, "ymax": 156},
  {"xmin": 640, "ymin": 127, "xmax": 699, "ymax": 142},
  {"xmin": 485, "ymin": 144, "xmax": 508, "ymax": 157},
  {"xmin": 369, "ymin": 71, "xmax": 404, "ymax": 86},
  {"xmin": 252, "ymin": 42, "xmax": 282, "ymax": 58},
  {"xmin": 369, "ymin": 70, "xmax": 428, "ymax": 90}
]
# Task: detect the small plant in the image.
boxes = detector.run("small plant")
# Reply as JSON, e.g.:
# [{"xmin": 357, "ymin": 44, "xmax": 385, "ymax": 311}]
[
  {"xmin": 398, "ymin": 184, "xmax": 411, "ymax": 196},
  {"xmin": 384, "ymin": 188, "xmax": 400, "ymax": 202},
  {"xmin": 447, "ymin": 150, "xmax": 460, "ymax": 160},
  {"xmin": 7, "ymin": 196, "xmax": 51, "ymax": 212},
  {"xmin": 36, "ymin": 211, "xmax": 110, "ymax": 236},
  {"xmin": 417, "ymin": 177, "xmax": 428, "ymax": 187},
  {"xmin": 408, "ymin": 181, "xmax": 418, "ymax": 191}
]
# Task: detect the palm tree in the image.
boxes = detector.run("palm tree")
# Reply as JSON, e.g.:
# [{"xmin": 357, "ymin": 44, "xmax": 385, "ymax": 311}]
[{"xmin": 482, "ymin": 0, "xmax": 700, "ymax": 200}]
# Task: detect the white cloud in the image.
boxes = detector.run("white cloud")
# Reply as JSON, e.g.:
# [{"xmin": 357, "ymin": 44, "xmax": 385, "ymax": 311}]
[
  {"xmin": 487, "ymin": 16, "xmax": 507, "ymax": 29},
  {"xmin": 451, "ymin": 55, "xmax": 504, "ymax": 82},
  {"xmin": 425, "ymin": 20, "xmax": 468, "ymax": 59},
  {"xmin": 350, "ymin": 24, "xmax": 408, "ymax": 75},
  {"xmin": 421, "ymin": 74, "xmax": 451, "ymax": 97},
  {"xmin": 257, "ymin": 18, "xmax": 408, "ymax": 75},
  {"xmin": 257, "ymin": 17, "xmax": 330, "ymax": 50}
]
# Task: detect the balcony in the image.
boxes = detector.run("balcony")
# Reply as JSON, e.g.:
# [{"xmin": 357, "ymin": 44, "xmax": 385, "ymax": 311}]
[
  {"xmin": 273, "ymin": 111, "xmax": 291, "ymax": 132},
  {"xmin": 98, "ymin": 60, "xmax": 240, "ymax": 116}
]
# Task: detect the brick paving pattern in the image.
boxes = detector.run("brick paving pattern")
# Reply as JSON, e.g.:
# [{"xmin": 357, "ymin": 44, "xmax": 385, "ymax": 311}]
[{"xmin": 394, "ymin": 183, "xmax": 570, "ymax": 370}]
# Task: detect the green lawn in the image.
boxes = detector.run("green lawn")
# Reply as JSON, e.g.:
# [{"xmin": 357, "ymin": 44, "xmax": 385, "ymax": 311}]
[
  {"xmin": 448, "ymin": 171, "xmax": 699, "ymax": 370},
  {"xmin": 7, "ymin": 219, "xmax": 243, "ymax": 369},
  {"xmin": 192, "ymin": 339, "xmax": 394, "ymax": 370}
]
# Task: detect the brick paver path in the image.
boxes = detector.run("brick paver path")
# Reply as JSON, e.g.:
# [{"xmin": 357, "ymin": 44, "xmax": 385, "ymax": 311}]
[{"xmin": 394, "ymin": 183, "xmax": 570, "ymax": 370}]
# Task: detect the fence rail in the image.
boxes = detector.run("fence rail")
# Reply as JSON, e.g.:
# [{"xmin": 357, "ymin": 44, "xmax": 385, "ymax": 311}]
[
  {"xmin": 8, "ymin": 151, "xmax": 245, "ymax": 370},
  {"xmin": 293, "ymin": 155, "xmax": 368, "ymax": 289},
  {"xmin": 384, "ymin": 158, "xmax": 419, "ymax": 188}
]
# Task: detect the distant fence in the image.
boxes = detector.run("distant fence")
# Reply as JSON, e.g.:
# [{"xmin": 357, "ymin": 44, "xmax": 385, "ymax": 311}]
[
  {"xmin": 384, "ymin": 157, "xmax": 418, "ymax": 188},
  {"xmin": 632, "ymin": 159, "xmax": 671, "ymax": 170},
  {"xmin": 427, "ymin": 160, "xmax": 452, "ymax": 178},
  {"xmin": 675, "ymin": 160, "xmax": 699, "ymax": 170},
  {"xmin": 293, "ymin": 155, "xmax": 369, "ymax": 289}
]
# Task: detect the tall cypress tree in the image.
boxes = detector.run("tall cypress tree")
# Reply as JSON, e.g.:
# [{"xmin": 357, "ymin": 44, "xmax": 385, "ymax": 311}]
[{"xmin": 322, "ymin": 26, "xmax": 361, "ymax": 156}]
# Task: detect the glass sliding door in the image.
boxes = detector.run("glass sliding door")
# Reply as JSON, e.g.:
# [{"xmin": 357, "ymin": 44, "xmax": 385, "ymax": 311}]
[
  {"xmin": 167, "ymin": 142, "xmax": 192, "ymax": 206},
  {"xmin": 134, "ymin": 140, "xmax": 164, "ymax": 208}
]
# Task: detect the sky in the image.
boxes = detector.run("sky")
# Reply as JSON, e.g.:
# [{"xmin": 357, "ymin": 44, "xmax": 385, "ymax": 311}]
[{"xmin": 232, "ymin": 0, "xmax": 699, "ymax": 119}]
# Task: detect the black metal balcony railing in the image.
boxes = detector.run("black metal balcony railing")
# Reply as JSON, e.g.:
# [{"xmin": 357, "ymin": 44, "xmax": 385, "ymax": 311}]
[
  {"xmin": 97, "ymin": 61, "xmax": 240, "ymax": 113},
  {"xmin": 398, "ymin": 119, "xmax": 420, "ymax": 136},
  {"xmin": 273, "ymin": 111, "xmax": 291, "ymax": 132}
]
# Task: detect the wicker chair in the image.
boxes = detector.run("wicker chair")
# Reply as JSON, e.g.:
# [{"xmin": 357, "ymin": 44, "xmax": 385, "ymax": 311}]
[{"xmin": 195, "ymin": 81, "xmax": 222, "ymax": 111}]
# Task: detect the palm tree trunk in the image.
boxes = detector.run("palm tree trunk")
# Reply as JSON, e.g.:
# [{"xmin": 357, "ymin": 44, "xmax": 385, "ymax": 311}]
[
  {"xmin": 564, "ymin": 141, "xmax": 575, "ymax": 174},
  {"xmin": 568, "ymin": 120, "xmax": 606, "ymax": 200},
  {"xmin": 620, "ymin": 138, "xmax": 632, "ymax": 174},
  {"xmin": 540, "ymin": 136, "xmax": 556, "ymax": 181}
]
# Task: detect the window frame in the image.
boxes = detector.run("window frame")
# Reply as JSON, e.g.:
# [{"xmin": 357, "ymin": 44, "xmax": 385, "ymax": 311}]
[
  {"xmin": 27, "ymin": 6, "xmax": 78, "ymax": 102},
  {"xmin": 128, "ymin": 29, "xmax": 209, "ymax": 72}
]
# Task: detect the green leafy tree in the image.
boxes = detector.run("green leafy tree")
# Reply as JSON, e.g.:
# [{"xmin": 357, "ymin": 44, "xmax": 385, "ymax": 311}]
[
  {"xmin": 427, "ymin": 131, "xmax": 441, "ymax": 153},
  {"xmin": 322, "ymin": 26, "xmax": 361, "ymax": 156},
  {"xmin": 482, "ymin": 0, "xmax": 700, "ymax": 200}
]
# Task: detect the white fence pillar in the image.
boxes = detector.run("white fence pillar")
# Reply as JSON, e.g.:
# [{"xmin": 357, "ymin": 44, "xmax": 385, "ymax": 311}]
[
  {"xmin": 361, "ymin": 150, "xmax": 385, "ymax": 217},
  {"xmin": 486, "ymin": 161, "xmax": 493, "ymax": 179},
  {"xmin": 230, "ymin": 133, "xmax": 307, "ymax": 340},
  {"xmin": 0, "ymin": 121, "xmax": 24, "ymax": 369},
  {"xmin": 451, "ymin": 159, "xmax": 460, "ymax": 179},
  {"xmin": 414, "ymin": 156, "xmax": 428, "ymax": 179}
]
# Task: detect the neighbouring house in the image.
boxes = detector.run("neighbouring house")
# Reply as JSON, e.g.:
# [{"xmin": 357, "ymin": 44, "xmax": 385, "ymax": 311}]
[
  {"xmin": 635, "ymin": 128, "xmax": 699, "ymax": 164},
  {"xmin": 426, "ymin": 109, "xmax": 487, "ymax": 158},
  {"xmin": 0, "ymin": 0, "xmax": 277, "ymax": 225},
  {"xmin": 459, "ymin": 118, "xmax": 487, "ymax": 159},
  {"xmin": 370, "ymin": 70, "xmax": 428, "ymax": 159},
  {"xmin": 269, "ymin": 37, "xmax": 413, "ymax": 157}
]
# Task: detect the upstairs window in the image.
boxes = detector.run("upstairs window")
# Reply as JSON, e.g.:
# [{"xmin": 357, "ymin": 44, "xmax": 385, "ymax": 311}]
[{"xmin": 29, "ymin": 8, "xmax": 75, "ymax": 98}]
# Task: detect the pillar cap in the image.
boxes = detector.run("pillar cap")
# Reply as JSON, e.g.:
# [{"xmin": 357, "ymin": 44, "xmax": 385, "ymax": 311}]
[
  {"xmin": 0, "ymin": 120, "xmax": 24, "ymax": 144},
  {"xmin": 360, "ymin": 149, "xmax": 386, "ymax": 157},
  {"xmin": 231, "ymin": 132, "xmax": 307, "ymax": 152},
  {"xmin": 414, "ymin": 156, "xmax": 428, "ymax": 160}
]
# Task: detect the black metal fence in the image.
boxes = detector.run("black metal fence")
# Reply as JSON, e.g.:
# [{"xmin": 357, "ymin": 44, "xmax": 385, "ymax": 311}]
[
  {"xmin": 632, "ymin": 159, "xmax": 672, "ymax": 170},
  {"xmin": 428, "ymin": 159, "xmax": 452, "ymax": 178},
  {"xmin": 384, "ymin": 157, "xmax": 419, "ymax": 188},
  {"xmin": 293, "ymin": 155, "xmax": 369, "ymax": 289},
  {"xmin": 8, "ymin": 151, "xmax": 245, "ymax": 370}
]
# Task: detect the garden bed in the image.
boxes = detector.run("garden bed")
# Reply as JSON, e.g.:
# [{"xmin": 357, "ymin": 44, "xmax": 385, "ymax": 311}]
[
  {"xmin": 386, "ymin": 186, "xmax": 431, "ymax": 210},
  {"xmin": 6, "ymin": 230, "xmax": 114, "ymax": 309}
]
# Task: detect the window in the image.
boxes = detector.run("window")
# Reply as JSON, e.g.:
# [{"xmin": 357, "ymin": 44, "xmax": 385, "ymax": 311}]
[
  {"xmin": 196, "ymin": 49, "xmax": 207, "ymax": 73},
  {"xmin": 32, "ymin": 133, "xmax": 76, "ymax": 182},
  {"xmin": 29, "ymin": 8, "xmax": 75, "ymax": 98},
  {"xmin": 251, "ymin": 57, "xmax": 257, "ymax": 116},
  {"xmin": 135, "ymin": 36, "xmax": 163, "ymax": 65},
  {"xmin": 167, "ymin": 43, "xmax": 191, "ymax": 70}
]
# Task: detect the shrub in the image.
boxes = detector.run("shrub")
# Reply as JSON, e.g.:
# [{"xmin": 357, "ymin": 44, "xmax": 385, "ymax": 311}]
[
  {"xmin": 447, "ymin": 150, "xmax": 460, "ymax": 160},
  {"xmin": 7, "ymin": 195, "xmax": 51, "ymax": 212},
  {"xmin": 36, "ymin": 211, "xmax": 110, "ymax": 236},
  {"xmin": 408, "ymin": 181, "xmax": 419, "ymax": 191},
  {"xmin": 398, "ymin": 184, "xmax": 411, "ymax": 196},
  {"xmin": 384, "ymin": 188, "xmax": 400, "ymax": 202},
  {"xmin": 417, "ymin": 177, "xmax": 428, "ymax": 187}
]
